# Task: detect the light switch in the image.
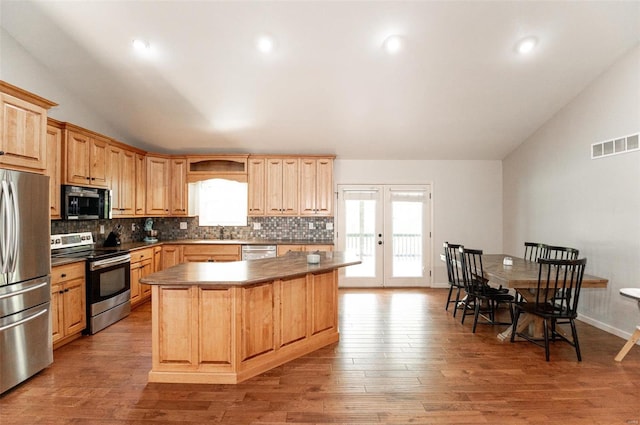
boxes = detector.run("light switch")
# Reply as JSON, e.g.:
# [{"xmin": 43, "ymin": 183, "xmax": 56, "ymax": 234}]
[
  {"xmin": 253, "ymin": 222, "xmax": 261, "ymax": 230},
  {"xmin": 179, "ymin": 222, "xmax": 188, "ymax": 230},
  {"xmin": 309, "ymin": 222, "xmax": 315, "ymax": 230},
  {"xmin": 99, "ymin": 225, "xmax": 105, "ymax": 234},
  {"xmin": 326, "ymin": 222, "xmax": 333, "ymax": 230}
]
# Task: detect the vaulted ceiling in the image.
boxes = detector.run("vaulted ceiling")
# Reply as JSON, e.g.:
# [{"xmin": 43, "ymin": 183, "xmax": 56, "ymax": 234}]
[{"xmin": 2, "ymin": 1, "xmax": 639, "ymax": 159}]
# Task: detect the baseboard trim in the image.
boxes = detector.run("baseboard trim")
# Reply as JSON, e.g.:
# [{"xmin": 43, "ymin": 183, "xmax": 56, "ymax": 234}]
[{"xmin": 578, "ymin": 313, "xmax": 640, "ymax": 346}]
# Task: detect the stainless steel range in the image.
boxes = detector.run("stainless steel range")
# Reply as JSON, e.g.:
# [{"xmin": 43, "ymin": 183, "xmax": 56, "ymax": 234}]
[{"xmin": 51, "ymin": 232, "xmax": 131, "ymax": 334}]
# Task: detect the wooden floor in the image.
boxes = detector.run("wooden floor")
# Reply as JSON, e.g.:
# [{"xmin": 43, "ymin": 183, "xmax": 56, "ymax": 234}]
[{"xmin": 1, "ymin": 288, "xmax": 639, "ymax": 425}]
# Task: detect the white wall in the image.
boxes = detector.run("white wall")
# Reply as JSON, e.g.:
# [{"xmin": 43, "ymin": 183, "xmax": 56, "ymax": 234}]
[
  {"xmin": 0, "ymin": 29, "xmax": 130, "ymax": 143},
  {"xmin": 335, "ymin": 160, "xmax": 503, "ymax": 286},
  {"xmin": 503, "ymin": 45, "xmax": 640, "ymax": 339}
]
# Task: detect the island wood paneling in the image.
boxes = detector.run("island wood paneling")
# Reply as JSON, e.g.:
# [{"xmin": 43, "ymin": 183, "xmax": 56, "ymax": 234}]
[
  {"xmin": 241, "ymin": 284, "xmax": 274, "ymax": 361},
  {"xmin": 278, "ymin": 276, "xmax": 307, "ymax": 347}
]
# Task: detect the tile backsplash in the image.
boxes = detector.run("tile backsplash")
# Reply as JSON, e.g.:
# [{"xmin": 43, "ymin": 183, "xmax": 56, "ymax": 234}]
[{"xmin": 51, "ymin": 216, "xmax": 334, "ymax": 245}]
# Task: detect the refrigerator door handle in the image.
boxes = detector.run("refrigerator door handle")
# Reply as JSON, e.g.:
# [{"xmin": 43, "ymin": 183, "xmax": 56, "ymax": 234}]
[
  {"xmin": 7, "ymin": 181, "xmax": 20, "ymax": 272},
  {"xmin": 0, "ymin": 280, "xmax": 49, "ymax": 301},
  {"xmin": 0, "ymin": 181, "xmax": 8, "ymax": 273},
  {"xmin": 0, "ymin": 308, "xmax": 48, "ymax": 333}
]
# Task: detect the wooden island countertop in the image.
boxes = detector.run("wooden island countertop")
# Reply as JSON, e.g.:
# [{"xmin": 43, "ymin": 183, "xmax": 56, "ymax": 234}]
[
  {"xmin": 140, "ymin": 251, "xmax": 360, "ymax": 287},
  {"xmin": 140, "ymin": 251, "xmax": 360, "ymax": 385}
]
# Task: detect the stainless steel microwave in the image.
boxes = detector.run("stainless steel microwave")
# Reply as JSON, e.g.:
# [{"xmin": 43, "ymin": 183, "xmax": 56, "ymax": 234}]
[{"xmin": 62, "ymin": 185, "xmax": 111, "ymax": 220}]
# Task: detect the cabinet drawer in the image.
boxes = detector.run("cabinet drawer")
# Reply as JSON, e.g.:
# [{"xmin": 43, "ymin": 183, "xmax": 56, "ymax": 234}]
[
  {"xmin": 52, "ymin": 262, "xmax": 85, "ymax": 284},
  {"xmin": 130, "ymin": 247, "xmax": 154, "ymax": 263}
]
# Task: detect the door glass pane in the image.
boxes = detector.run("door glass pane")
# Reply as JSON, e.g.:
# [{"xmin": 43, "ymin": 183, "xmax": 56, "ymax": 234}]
[
  {"xmin": 344, "ymin": 199, "xmax": 376, "ymax": 277},
  {"xmin": 391, "ymin": 199, "xmax": 423, "ymax": 278}
]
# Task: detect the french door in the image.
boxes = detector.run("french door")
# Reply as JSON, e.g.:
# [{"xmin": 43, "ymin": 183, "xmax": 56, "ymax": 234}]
[{"xmin": 336, "ymin": 185, "xmax": 431, "ymax": 287}]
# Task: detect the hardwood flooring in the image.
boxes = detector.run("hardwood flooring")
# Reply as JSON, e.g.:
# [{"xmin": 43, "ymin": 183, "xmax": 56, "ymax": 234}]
[{"xmin": 1, "ymin": 288, "xmax": 638, "ymax": 425}]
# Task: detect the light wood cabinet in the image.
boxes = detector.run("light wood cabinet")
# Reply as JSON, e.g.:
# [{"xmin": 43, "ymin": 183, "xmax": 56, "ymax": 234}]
[
  {"xmin": 0, "ymin": 81, "xmax": 56, "ymax": 172},
  {"xmin": 51, "ymin": 262, "xmax": 86, "ymax": 349},
  {"xmin": 46, "ymin": 119, "xmax": 63, "ymax": 219},
  {"xmin": 170, "ymin": 157, "xmax": 188, "ymax": 216},
  {"xmin": 266, "ymin": 157, "xmax": 299, "ymax": 216},
  {"xmin": 130, "ymin": 247, "xmax": 154, "ymax": 307},
  {"xmin": 63, "ymin": 126, "xmax": 109, "ymax": 187},
  {"xmin": 107, "ymin": 144, "xmax": 136, "ymax": 216},
  {"xmin": 145, "ymin": 155, "xmax": 170, "ymax": 216},
  {"xmin": 182, "ymin": 244, "xmax": 241, "ymax": 263},
  {"xmin": 247, "ymin": 158, "xmax": 266, "ymax": 216},
  {"xmin": 299, "ymin": 157, "xmax": 333, "ymax": 216},
  {"xmin": 135, "ymin": 153, "xmax": 146, "ymax": 215},
  {"xmin": 161, "ymin": 245, "xmax": 183, "ymax": 270}
]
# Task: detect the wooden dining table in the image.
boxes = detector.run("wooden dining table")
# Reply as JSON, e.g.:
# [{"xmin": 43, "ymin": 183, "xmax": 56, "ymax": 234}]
[{"xmin": 480, "ymin": 254, "xmax": 608, "ymax": 340}]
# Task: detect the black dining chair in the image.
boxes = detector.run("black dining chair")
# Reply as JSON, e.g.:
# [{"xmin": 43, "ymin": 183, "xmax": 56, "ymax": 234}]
[
  {"xmin": 524, "ymin": 242, "xmax": 548, "ymax": 261},
  {"xmin": 510, "ymin": 257, "xmax": 587, "ymax": 361},
  {"xmin": 545, "ymin": 245, "xmax": 579, "ymax": 260},
  {"xmin": 443, "ymin": 242, "xmax": 465, "ymax": 317},
  {"xmin": 458, "ymin": 247, "xmax": 514, "ymax": 333}
]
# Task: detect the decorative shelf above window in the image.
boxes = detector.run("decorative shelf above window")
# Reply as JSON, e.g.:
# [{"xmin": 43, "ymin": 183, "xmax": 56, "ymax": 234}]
[{"xmin": 186, "ymin": 154, "xmax": 249, "ymax": 183}]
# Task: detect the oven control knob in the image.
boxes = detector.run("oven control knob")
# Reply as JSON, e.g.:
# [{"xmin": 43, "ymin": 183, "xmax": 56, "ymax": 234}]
[
  {"xmin": 56, "ymin": 238, "xmax": 61, "ymax": 244},
  {"xmin": 51, "ymin": 239, "xmax": 54, "ymax": 245}
]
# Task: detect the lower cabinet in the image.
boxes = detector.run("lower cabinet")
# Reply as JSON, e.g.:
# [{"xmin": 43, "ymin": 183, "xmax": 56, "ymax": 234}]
[
  {"xmin": 51, "ymin": 262, "xmax": 86, "ymax": 349},
  {"xmin": 130, "ymin": 247, "xmax": 154, "ymax": 307},
  {"xmin": 161, "ymin": 245, "xmax": 183, "ymax": 269}
]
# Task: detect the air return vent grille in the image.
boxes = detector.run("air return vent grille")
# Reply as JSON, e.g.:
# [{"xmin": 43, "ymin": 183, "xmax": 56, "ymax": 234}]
[{"xmin": 592, "ymin": 133, "xmax": 639, "ymax": 159}]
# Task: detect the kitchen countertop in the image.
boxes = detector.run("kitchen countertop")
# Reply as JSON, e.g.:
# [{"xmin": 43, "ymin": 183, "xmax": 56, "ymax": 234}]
[
  {"xmin": 140, "ymin": 251, "xmax": 359, "ymax": 288},
  {"xmin": 51, "ymin": 257, "xmax": 86, "ymax": 267}
]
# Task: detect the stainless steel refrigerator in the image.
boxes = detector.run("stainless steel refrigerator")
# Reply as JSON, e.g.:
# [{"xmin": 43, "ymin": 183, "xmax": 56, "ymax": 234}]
[{"xmin": 0, "ymin": 168, "xmax": 52, "ymax": 394}]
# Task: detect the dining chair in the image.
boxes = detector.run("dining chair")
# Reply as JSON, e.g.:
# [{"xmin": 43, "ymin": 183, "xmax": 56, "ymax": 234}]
[
  {"xmin": 443, "ymin": 242, "xmax": 465, "ymax": 317},
  {"xmin": 510, "ymin": 257, "xmax": 587, "ymax": 361},
  {"xmin": 458, "ymin": 247, "xmax": 514, "ymax": 333},
  {"xmin": 524, "ymin": 242, "xmax": 548, "ymax": 261},
  {"xmin": 545, "ymin": 245, "xmax": 579, "ymax": 260}
]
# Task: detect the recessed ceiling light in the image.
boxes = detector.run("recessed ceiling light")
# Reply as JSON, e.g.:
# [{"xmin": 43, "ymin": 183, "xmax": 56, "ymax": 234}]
[
  {"xmin": 383, "ymin": 35, "xmax": 404, "ymax": 54},
  {"xmin": 256, "ymin": 35, "xmax": 275, "ymax": 54},
  {"xmin": 516, "ymin": 36, "xmax": 537, "ymax": 55},
  {"xmin": 132, "ymin": 39, "xmax": 150, "ymax": 51}
]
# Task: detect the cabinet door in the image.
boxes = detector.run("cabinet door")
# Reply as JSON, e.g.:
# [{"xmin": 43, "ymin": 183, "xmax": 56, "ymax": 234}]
[
  {"xmin": 146, "ymin": 156, "xmax": 169, "ymax": 216},
  {"xmin": 89, "ymin": 137, "xmax": 108, "ymax": 187},
  {"xmin": 170, "ymin": 158, "xmax": 187, "ymax": 216},
  {"xmin": 248, "ymin": 158, "xmax": 265, "ymax": 216},
  {"xmin": 119, "ymin": 149, "xmax": 136, "ymax": 216},
  {"xmin": 153, "ymin": 246, "xmax": 162, "ymax": 272},
  {"xmin": 299, "ymin": 159, "xmax": 316, "ymax": 216},
  {"xmin": 63, "ymin": 277, "xmax": 86, "ymax": 336},
  {"xmin": 315, "ymin": 158, "xmax": 333, "ymax": 216},
  {"xmin": 0, "ymin": 93, "xmax": 47, "ymax": 171},
  {"xmin": 46, "ymin": 122, "xmax": 62, "ymax": 219},
  {"xmin": 51, "ymin": 282, "xmax": 64, "ymax": 344},
  {"xmin": 281, "ymin": 158, "xmax": 299, "ymax": 215},
  {"xmin": 65, "ymin": 130, "xmax": 91, "ymax": 184},
  {"xmin": 265, "ymin": 158, "xmax": 283, "ymax": 215},
  {"xmin": 135, "ymin": 153, "xmax": 146, "ymax": 215},
  {"xmin": 161, "ymin": 245, "xmax": 182, "ymax": 269},
  {"xmin": 140, "ymin": 259, "xmax": 153, "ymax": 298},
  {"xmin": 107, "ymin": 145, "xmax": 123, "ymax": 213},
  {"xmin": 130, "ymin": 261, "xmax": 142, "ymax": 305}
]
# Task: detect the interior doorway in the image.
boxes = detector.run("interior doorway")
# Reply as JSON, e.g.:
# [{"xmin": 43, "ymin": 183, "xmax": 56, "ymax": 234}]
[{"xmin": 336, "ymin": 185, "xmax": 431, "ymax": 287}]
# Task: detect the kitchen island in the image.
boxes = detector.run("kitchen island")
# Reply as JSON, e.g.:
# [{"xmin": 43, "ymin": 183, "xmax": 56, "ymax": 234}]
[{"xmin": 140, "ymin": 251, "xmax": 360, "ymax": 384}]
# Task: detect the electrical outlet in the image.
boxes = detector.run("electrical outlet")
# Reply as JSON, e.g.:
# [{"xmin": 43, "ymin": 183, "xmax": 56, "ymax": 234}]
[
  {"xmin": 180, "ymin": 222, "xmax": 188, "ymax": 230},
  {"xmin": 99, "ymin": 224, "xmax": 105, "ymax": 234},
  {"xmin": 308, "ymin": 222, "xmax": 315, "ymax": 230},
  {"xmin": 253, "ymin": 222, "xmax": 261, "ymax": 230},
  {"xmin": 131, "ymin": 223, "xmax": 136, "ymax": 231},
  {"xmin": 326, "ymin": 222, "xmax": 333, "ymax": 230}
]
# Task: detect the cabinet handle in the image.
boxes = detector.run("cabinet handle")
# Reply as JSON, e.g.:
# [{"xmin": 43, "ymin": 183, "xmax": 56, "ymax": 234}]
[
  {"xmin": 64, "ymin": 289, "xmax": 70, "ymax": 293},
  {"xmin": 61, "ymin": 273, "xmax": 67, "ymax": 278},
  {"xmin": 58, "ymin": 290, "xmax": 64, "ymax": 294},
  {"xmin": 0, "ymin": 151, "xmax": 4, "ymax": 155}
]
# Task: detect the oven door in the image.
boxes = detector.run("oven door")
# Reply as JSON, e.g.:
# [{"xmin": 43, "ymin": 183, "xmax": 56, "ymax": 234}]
[{"xmin": 87, "ymin": 255, "xmax": 131, "ymax": 306}]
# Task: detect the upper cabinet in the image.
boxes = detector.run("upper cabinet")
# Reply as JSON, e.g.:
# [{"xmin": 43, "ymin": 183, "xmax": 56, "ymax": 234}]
[
  {"xmin": 170, "ymin": 157, "xmax": 188, "ymax": 216},
  {"xmin": 46, "ymin": 119, "xmax": 63, "ymax": 219},
  {"xmin": 135, "ymin": 153, "xmax": 146, "ymax": 216},
  {"xmin": 266, "ymin": 157, "xmax": 299, "ymax": 216},
  {"xmin": 247, "ymin": 158, "xmax": 266, "ymax": 216},
  {"xmin": 145, "ymin": 155, "xmax": 170, "ymax": 216},
  {"xmin": 107, "ymin": 142, "xmax": 136, "ymax": 217},
  {"xmin": 299, "ymin": 157, "xmax": 334, "ymax": 216},
  {"xmin": 0, "ymin": 81, "xmax": 57, "ymax": 172},
  {"xmin": 63, "ymin": 124, "xmax": 109, "ymax": 188}
]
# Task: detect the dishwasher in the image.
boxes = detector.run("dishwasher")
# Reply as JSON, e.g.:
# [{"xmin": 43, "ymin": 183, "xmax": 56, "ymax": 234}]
[{"xmin": 241, "ymin": 245, "xmax": 277, "ymax": 260}]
